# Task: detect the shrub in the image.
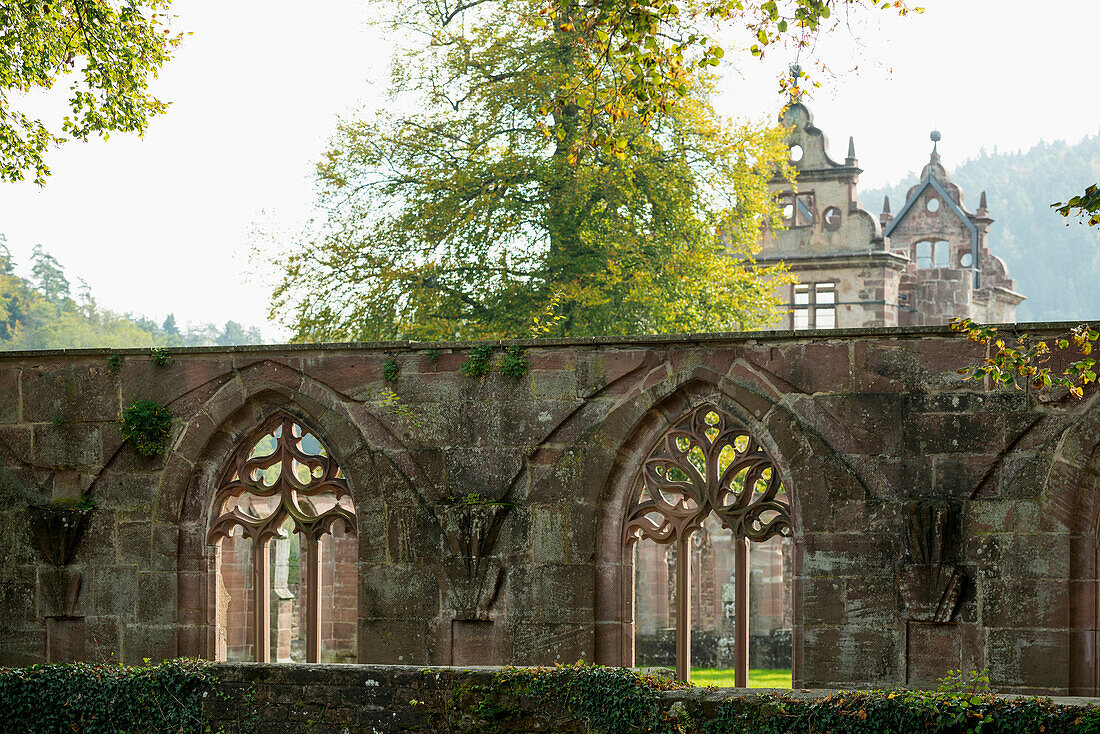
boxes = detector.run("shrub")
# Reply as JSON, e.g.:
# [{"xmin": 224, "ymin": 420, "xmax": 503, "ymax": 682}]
[
  {"xmin": 0, "ymin": 659, "xmax": 213, "ymax": 734},
  {"xmin": 119, "ymin": 400, "xmax": 172, "ymax": 456}
]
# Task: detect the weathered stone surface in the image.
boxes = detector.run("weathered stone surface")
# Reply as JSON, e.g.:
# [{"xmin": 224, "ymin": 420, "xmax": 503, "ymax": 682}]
[{"xmin": 0, "ymin": 324, "xmax": 1096, "ymax": 696}]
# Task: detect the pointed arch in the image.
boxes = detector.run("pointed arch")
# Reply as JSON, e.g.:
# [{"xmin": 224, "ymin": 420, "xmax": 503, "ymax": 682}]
[{"xmin": 593, "ymin": 375, "xmax": 811, "ymax": 685}]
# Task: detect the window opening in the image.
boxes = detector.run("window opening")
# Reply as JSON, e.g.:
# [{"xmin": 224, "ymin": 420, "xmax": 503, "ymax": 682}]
[
  {"xmin": 625, "ymin": 405, "xmax": 792, "ymax": 684},
  {"xmin": 209, "ymin": 415, "xmax": 359, "ymax": 663},
  {"xmin": 778, "ymin": 193, "xmax": 815, "ymax": 228},
  {"xmin": 788, "ymin": 144, "xmax": 804, "ymax": 162},
  {"xmin": 926, "ymin": 196, "xmax": 940, "ymax": 213},
  {"xmin": 792, "ymin": 282, "xmax": 837, "ymax": 329},
  {"xmin": 934, "ymin": 240, "xmax": 950, "ymax": 268},
  {"xmin": 822, "ymin": 206, "xmax": 842, "ymax": 232},
  {"xmin": 916, "ymin": 240, "xmax": 934, "ymax": 269}
]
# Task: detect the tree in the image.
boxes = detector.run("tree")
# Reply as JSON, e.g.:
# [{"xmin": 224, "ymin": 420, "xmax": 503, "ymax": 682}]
[
  {"xmin": 524, "ymin": 0, "xmax": 920, "ymax": 157},
  {"xmin": 0, "ymin": 0, "xmax": 182, "ymax": 184},
  {"xmin": 162, "ymin": 313, "xmax": 179, "ymax": 335},
  {"xmin": 268, "ymin": 0, "xmax": 794, "ymax": 342},
  {"xmin": 31, "ymin": 244, "xmax": 70, "ymax": 302}
]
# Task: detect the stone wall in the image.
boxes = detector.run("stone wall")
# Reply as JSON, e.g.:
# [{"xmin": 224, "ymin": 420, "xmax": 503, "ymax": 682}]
[{"xmin": 1, "ymin": 323, "xmax": 1099, "ymax": 694}]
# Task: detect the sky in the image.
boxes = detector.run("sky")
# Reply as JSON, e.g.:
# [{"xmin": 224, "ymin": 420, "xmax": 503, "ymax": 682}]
[{"xmin": 1, "ymin": 0, "xmax": 1097, "ymax": 341}]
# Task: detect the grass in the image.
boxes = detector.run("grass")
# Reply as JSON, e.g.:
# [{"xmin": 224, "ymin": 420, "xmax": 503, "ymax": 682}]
[{"xmin": 691, "ymin": 668, "xmax": 792, "ymax": 689}]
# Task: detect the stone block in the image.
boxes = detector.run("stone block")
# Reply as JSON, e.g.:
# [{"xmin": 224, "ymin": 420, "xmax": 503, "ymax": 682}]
[
  {"xmin": 137, "ymin": 572, "xmax": 176, "ymax": 625},
  {"xmin": 93, "ymin": 566, "xmax": 138, "ymax": 618},
  {"xmin": 21, "ymin": 364, "xmax": 119, "ymax": 423},
  {"xmin": 32, "ymin": 424, "xmax": 101, "ymax": 468},
  {"xmin": 0, "ymin": 368, "xmax": 19, "ymax": 423}
]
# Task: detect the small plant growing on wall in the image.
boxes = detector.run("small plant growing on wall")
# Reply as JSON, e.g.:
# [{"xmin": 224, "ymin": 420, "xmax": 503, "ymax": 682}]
[
  {"xmin": 382, "ymin": 356, "xmax": 400, "ymax": 382},
  {"xmin": 499, "ymin": 346, "xmax": 529, "ymax": 379},
  {"xmin": 460, "ymin": 344, "xmax": 494, "ymax": 378},
  {"xmin": 119, "ymin": 400, "xmax": 172, "ymax": 456},
  {"xmin": 150, "ymin": 347, "xmax": 172, "ymax": 366},
  {"xmin": 424, "ymin": 348, "xmax": 442, "ymax": 369},
  {"xmin": 106, "ymin": 352, "xmax": 122, "ymax": 372}
]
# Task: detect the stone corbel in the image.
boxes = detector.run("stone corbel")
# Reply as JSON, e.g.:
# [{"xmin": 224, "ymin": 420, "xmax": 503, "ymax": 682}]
[
  {"xmin": 898, "ymin": 500, "xmax": 964, "ymax": 623},
  {"xmin": 433, "ymin": 502, "xmax": 509, "ymax": 620}
]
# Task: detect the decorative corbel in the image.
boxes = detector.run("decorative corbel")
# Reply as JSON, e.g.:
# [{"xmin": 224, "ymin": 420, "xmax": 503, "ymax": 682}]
[
  {"xmin": 432, "ymin": 500, "xmax": 509, "ymax": 620},
  {"xmin": 898, "ymin": 500, "xmax": 965, "ymax": 623}
]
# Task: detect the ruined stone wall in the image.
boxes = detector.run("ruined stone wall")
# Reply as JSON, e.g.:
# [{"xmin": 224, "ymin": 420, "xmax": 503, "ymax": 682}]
[{"xmin": 1, "ymin": 323, "xmax": 1098, "ymax": 695}]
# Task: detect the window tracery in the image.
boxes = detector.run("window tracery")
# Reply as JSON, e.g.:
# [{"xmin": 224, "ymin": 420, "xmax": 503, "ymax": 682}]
[
  {"xmin": 208, "ymin": 414, "xmax": 358, "ymax": 663},
  {"xmin": 624, "ymin": 404, "xmax": 791, "ymax": 684}
]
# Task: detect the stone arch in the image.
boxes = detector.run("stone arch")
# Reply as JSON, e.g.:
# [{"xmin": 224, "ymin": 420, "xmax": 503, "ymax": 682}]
[
  {"xmin": 1041, "ymin": 395, "xmax": 1100, "ymax": 695},
  {"xmin": 592, "ymin": 374, "xmax": 821, "ymax": 684},
  {"xmin": 165, "ymin": 372, "xmax": 422, "ymax": 661}
]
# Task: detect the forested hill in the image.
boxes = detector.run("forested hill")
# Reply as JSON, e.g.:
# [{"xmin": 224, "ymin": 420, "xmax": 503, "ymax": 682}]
[
  {"xmin": 0, "ymin": 237, "xmax": 265, "ymax": 351},
  {"xmin": 861, "ymin": 132, "xmax": 1100, "ymax": 322}
]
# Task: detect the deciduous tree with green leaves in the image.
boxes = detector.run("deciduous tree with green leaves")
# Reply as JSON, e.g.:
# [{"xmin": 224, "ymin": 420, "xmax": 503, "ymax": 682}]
[
  {"xmin": 268, "ymin": 0, "xmax": 797, "ymax": 341},
  {"xmin": 0, "ymin": 0, "xmax": 182, "ymax": 184}
]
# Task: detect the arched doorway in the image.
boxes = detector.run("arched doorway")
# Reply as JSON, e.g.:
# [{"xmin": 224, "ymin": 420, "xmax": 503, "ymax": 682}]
[
  {"xmin": 207, "ymin": 413, "xmax": 359, "ymax": 663},
  {"xmin": 624, "ymin": 403, "xmax": 792, "ymax": 684}
]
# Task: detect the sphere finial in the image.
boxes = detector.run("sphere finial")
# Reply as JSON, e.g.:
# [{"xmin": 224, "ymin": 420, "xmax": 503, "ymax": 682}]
[{"xmin": 930, "ymin": 129, "xmax": 941, "ymax": 154}]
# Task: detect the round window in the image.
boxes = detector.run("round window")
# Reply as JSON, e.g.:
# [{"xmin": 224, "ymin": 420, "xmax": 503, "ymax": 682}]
[
  {"xmin": 960, "ymin": 252, "xmax": 973, "ymax": 268},
  {"xmin": 823, "ymin": 206, "xmax": 842, "ymax": 231},
  {"xmin": 782, "ymin": 203, "xmax": 794, "ymax": 220},
  {"xmin": 789, "ymin": 144, "xmax": 804, "ymax": 163},
  {"xmin": 926, "ymin": 197, "xmax": 940, "ymax": 213}
]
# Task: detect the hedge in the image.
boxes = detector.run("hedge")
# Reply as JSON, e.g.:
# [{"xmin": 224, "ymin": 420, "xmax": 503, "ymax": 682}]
[{"xmin": 0, "ymin": 659, "xmax": 213, "ymax": 734}]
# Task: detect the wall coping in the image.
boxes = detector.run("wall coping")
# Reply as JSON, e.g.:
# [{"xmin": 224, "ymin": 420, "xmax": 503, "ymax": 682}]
[{"xmin": 0, "ymin": 320, "xmax": 1096, "ymax": 361}]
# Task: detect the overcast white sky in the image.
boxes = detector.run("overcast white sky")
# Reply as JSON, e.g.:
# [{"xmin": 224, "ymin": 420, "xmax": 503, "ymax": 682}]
[{"xmin": 1, "ymin": 0, "xmax": 1096, "ymax": 341}]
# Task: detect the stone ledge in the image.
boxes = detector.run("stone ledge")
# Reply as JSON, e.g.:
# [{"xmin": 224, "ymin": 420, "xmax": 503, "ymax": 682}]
[{"xmin": 0, "ymin": 320, "xmax": 1095, "ymax": 360}]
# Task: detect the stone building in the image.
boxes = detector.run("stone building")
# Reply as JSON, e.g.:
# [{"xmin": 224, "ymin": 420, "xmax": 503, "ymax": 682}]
[
  {"xmin": 1, "ymin": 327, "xmax": 1099, "ymax": 694},
  {"xmin": 759, "ymin": 102, "xmax": 1024, "ymax": 329}
]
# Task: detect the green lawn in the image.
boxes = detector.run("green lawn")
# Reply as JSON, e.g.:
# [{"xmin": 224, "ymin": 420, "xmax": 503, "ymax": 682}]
[{"xmin": 690, "ymin": 668, "xmax": 792, "ymax": 689}]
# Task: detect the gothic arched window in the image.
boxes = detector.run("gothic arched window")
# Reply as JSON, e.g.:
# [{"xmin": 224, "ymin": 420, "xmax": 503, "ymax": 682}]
[
  {"xmin": 625, "ymin": 404, "xmax": 792, "ymax": 684},
  {"xmin": 208, "ymin": 414, "xmax": 359, "ymax": 663}
]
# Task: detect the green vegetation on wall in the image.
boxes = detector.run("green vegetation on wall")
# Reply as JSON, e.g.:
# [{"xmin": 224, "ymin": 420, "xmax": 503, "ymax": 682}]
[
  {"xmin": 119, "ymin": 400, "xmax": 173, "ymax": 457},
  {"xmin": 0, "ymin": 660, "xmax": 212, "ymax": 734}
]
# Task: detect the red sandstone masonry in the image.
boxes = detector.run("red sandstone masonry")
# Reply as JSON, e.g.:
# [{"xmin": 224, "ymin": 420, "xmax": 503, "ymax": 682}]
[{"xmin": 0, "ymin": 323, "xmax": 1098, "ymax": 694}]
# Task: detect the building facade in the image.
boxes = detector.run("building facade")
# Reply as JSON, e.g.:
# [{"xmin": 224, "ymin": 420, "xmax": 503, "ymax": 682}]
[{"xmin": 759, "ymin": 102, "xmax": 1024, "ymax": 330}]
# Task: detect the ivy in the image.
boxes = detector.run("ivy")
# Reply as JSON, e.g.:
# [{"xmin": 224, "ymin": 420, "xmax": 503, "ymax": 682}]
[
  {"xmin": 150, "ymin": 347, "xmax": 172, "ymax": 366},
  {"xmin": 460, "ymin": 343, "xmax": 495, "ymax": 378},
  {"xmin": 106, "ymin": 352, "xmax": 122, "ymax": 372},
  {"xmin": 425, "ymin": 348, "xmax": 442, "ymax": 368},
  {"xmin": 0, "ymin": 659, "xmax": 213, "ymax": 734},
  {"xmin": 383, "ymin": 356, "xmax": 400, "ymax": 382},
  {"xmin": 119, "ymin": 399, "xmax": 172, "ymax": 456},
  {"xmin": 498, "ymin": 346, "xmax": 529, "ymax": 379}
]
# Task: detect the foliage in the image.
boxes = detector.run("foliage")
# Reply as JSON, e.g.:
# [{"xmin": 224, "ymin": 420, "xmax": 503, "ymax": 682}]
[
  {"xmin": 499, "ymin": 346, "xmax": 530, "ymax": 379},
  {"xmin": 460, "ymin": 344, "xmax": 497, "ymax": 378},
  {"xmin": 0, "ymin": 659, "xmax": 212, "ymax": 734},
  {"xmin": 1054, "ymin": 183, "xmax": 1100, "ymax": 227},
  {"xmin": 937, "ymin": 669, "xmax": 992, "ymax": 695},
  {"xmin": 494, "ymin": 663, "xmax": 681, "ymax": 734},
  {"xmin": 106, "ymin": 351, "xmax": 122, "ymax": 372},
  {"xmin": 150, "ymin": 346, "xmax": 172, "ymax": 366},
  {"xmin": 0, "ymin": 0, "xmax": 183, "ymax": 184},
  {"xmin": 862, "ymin": 133, "xmax": 1100, "ymax": 323},
  {"xmin": 376, "ymin": 387, "xmax": 424, "ymax": 429},
  {"xmin": 267, "ymin": 0, "xmax": 794, "ymax": 342},
  {"xmin": 950, "ymin": 319, "xmax": 1098, "ymax": 398},
  {"xmin": 383, "ymin": 356, "xmax": 400, "ymax": 381},
  {"xmin": 440, "ymin": 491, "xmax": 512, "ymax": 506},
  {"xmin": 533, "ymin": 0, "xmax": 921, "ymax": 159},
  {"xmin": 425, "ymin": 348, "xmax": 443, "ymax": 367},
  {"xmin": 119, "ymin": 399, "xmax": 172, "ymax": 456}
]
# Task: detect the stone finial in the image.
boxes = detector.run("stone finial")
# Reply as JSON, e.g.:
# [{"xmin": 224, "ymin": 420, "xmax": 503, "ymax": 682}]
[
  {"xmin": 979, "ymin": 190, "xmax": 988, "ymax": 211},
  {"xmin": 930, "ymin": 129, "xmax": 941, "ymax": 154},
  {"xmin": 976, "ymin": 190, "xmax": 992, "ymax": 224},
  {"xmin": 789, "ymin": 63, "xmax": 802, "ymax": 101},
  {"xmin": 846, "ymin": 136, "xmax": 857, "ymax": 165},
  {"xmin": 881, "ymin": 195, "xmax": 893, "ymax": 227}
]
